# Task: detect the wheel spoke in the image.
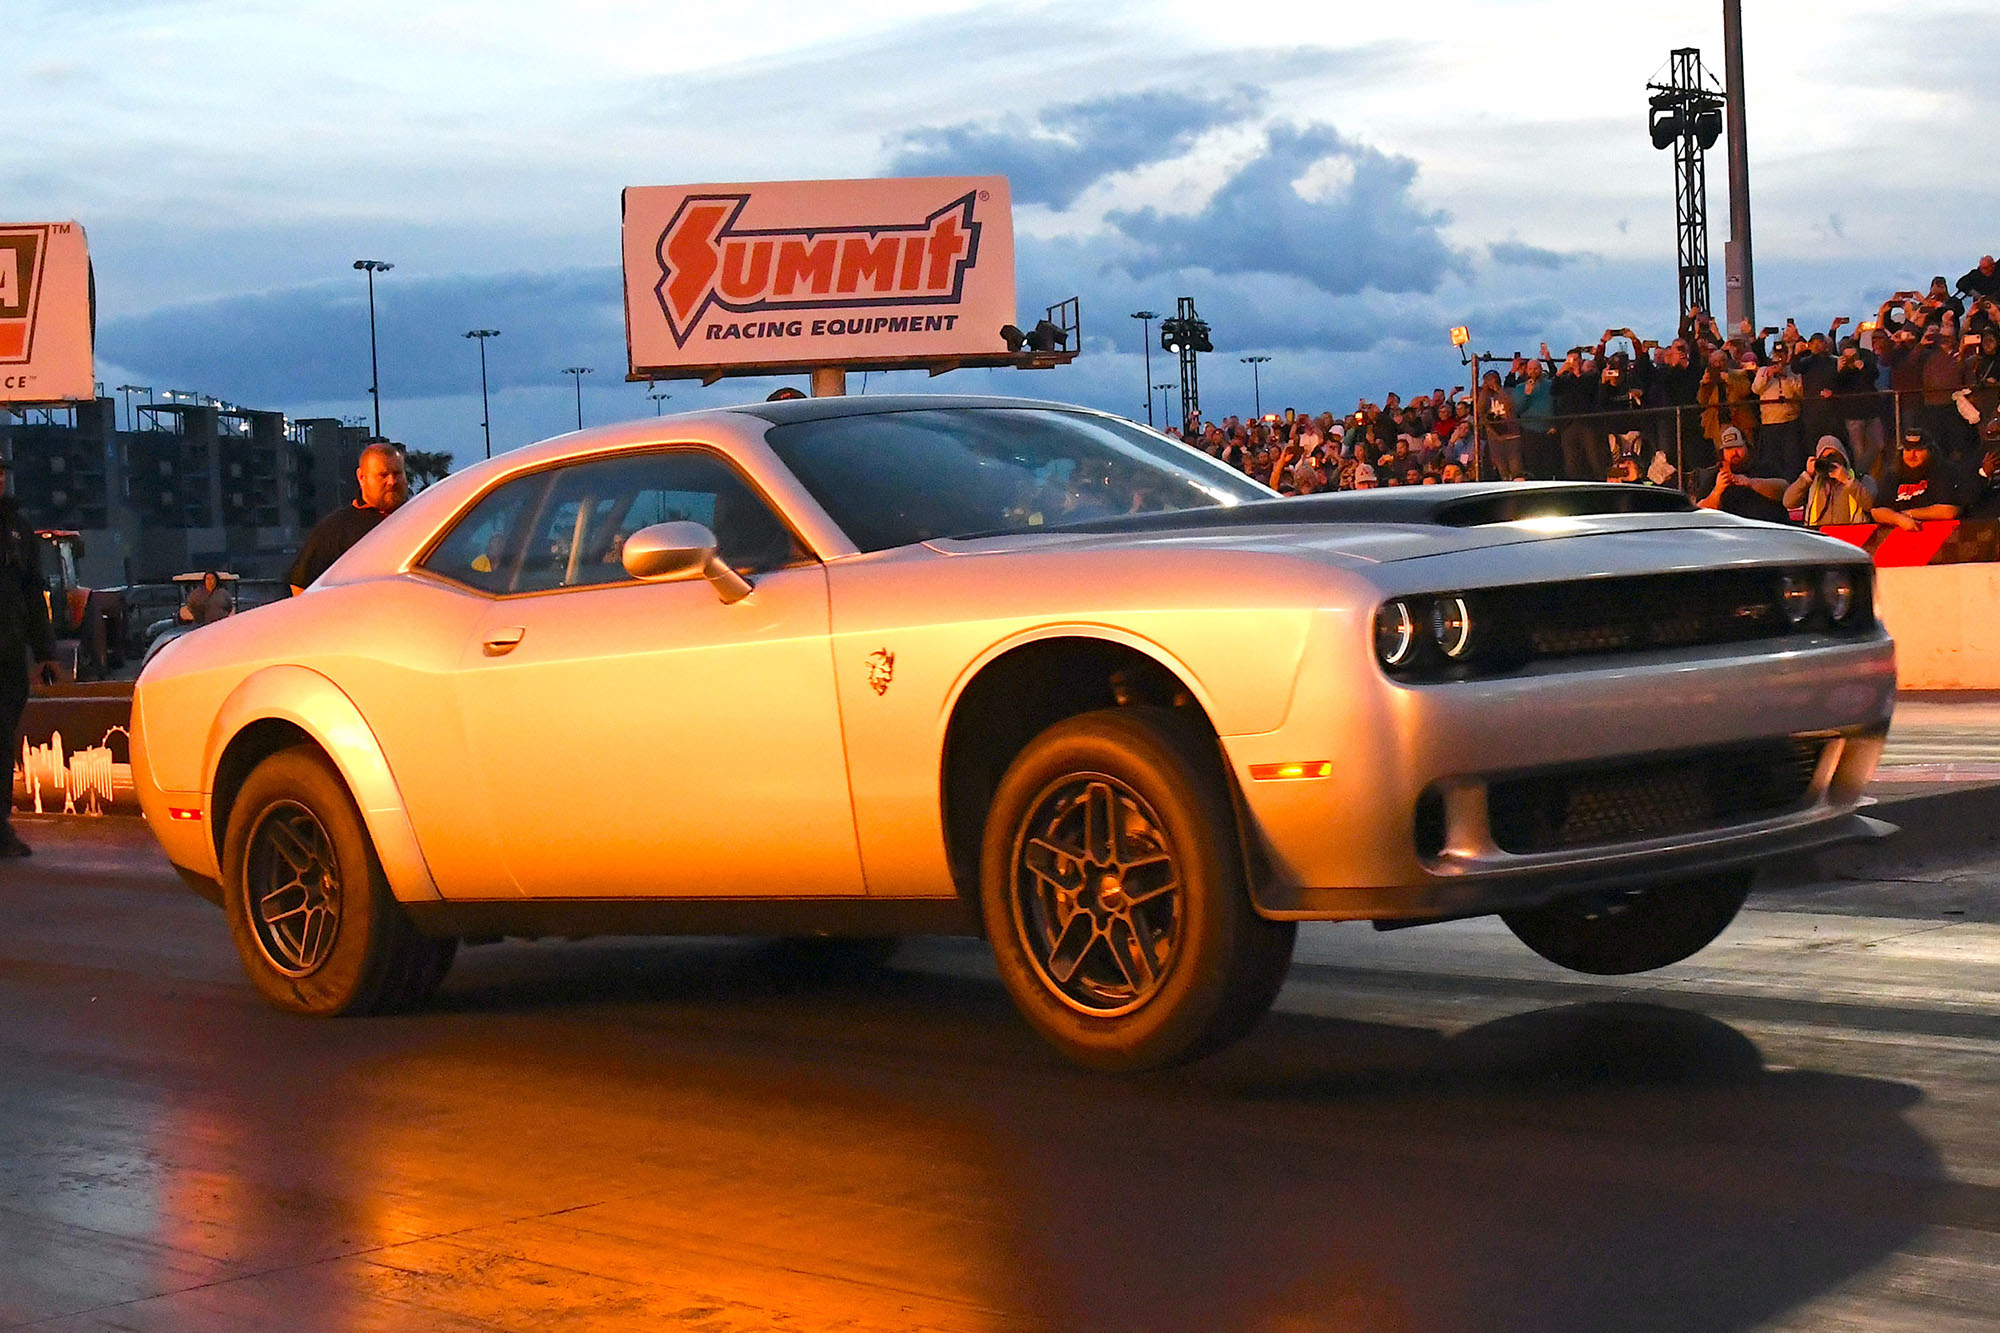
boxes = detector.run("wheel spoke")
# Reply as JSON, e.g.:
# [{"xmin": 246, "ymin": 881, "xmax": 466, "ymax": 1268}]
[
  {"xmin": 259, "ymin": 880, "xmax": 310, "ymax": 921},
  {"xmin": 263, "ymin": 816, "xmax": 319, "ymax": 874},
  {"xmin": 1023, "ymin": 838, "xmax": 1084, "ymax": 892},
  {"xmin": 1045, "ymin": 911, "xmax": 1098, "ymax": 985},
  {"xmin": 1082, "ymin": 782, "xmax": 1119, "ymax": 864},
  {"xmin": 1107, "ymin": 915, "xmax": 1156, "ymax": 993}
]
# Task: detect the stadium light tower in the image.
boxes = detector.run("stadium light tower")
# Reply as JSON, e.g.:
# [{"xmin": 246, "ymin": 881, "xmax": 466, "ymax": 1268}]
[
  {"xmin": 563, "ymin": 366, "xmax": 593, "ymax": 430},
  {"xmin": 352, "ymin": 259, "xmax": 393, "ymax": 436},
  {"xmin": 1130, "ymin": 310, "xmax": 1159, "ymax": 426},
  {"xmin": 1646, "ymin": 49, "xmax": 1725, "ymax": 322},
  {"xmin": 1159, "ymin": 297, "xmax": 1212, "ymax": 432}
]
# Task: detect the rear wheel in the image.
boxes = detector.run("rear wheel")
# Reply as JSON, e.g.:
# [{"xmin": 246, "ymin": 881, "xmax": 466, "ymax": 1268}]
[
  {"xmin": 222, "ymin": 747, "xmax": 455, "ymax": 1015},
  {"xmin": 980, "ymin": 707, "xmax": 1294, "ymax": 1072},
  {"xmin": 1501, "ymin": 869, "xmax": 1752, "ymax": 975}
]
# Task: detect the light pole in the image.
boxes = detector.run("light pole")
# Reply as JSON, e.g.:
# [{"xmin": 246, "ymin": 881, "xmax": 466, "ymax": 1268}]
[
  {"xmin": 648, "ymin": 390, "xmax": 673, "ymax": 415},
  {"xmin": 114, "ymin": 384, "xmax": 149, "ymax": 432},
  {"xmin": 1130, "ymin": 310, "xmax": 1159, "ymax": 426},
  {"xmin": 1152, "ymin": 382, "xmax": 1176, "ymax": 430},
  {"xmin": 463, "ymin": 329, "xmax": 500, "ymax": 458},
  {"xmin": 1241, "ymin": 355, "xmax": 1272, "ymax": 418},
  {"xmin": 563, "ymin": 366, "xmax": 593, "ymax": 430},
  {"xmin": 352, "ymin": 259, "xmax": 393, "ymax": 436}
]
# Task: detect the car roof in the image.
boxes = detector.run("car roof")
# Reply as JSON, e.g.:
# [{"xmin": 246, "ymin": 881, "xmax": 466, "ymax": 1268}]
[{"xmin": 731, "ymin": 392, "xmax": 1116, "ymax": 427}]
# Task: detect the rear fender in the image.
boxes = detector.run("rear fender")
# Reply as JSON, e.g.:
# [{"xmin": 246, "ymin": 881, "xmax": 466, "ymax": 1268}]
[{"xmin": 205, "ymin": 665, "xmax": 442, "ymax": 903}]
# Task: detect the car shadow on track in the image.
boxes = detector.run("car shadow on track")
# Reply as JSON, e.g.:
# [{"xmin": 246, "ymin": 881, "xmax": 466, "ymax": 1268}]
[{"xmin": 386, "ymin": 935, "xmax": 1951, "ymax": 1333}]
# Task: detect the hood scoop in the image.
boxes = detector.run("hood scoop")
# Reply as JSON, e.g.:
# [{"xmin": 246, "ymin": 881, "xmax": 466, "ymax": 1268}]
[{"xmin": 1048, "ymin": 482, "xmax": 1694, "ymax": 538}]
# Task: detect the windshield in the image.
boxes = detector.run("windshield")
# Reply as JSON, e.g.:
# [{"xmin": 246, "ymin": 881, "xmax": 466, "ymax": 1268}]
[{"xmin": 763, "ymin": 407, "xmax": 1274, "ymax": 552}]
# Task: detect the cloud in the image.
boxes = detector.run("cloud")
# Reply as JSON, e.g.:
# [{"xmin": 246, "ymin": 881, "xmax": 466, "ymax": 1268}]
[
  {"xmin": 100, "ymin": 268, "xmax": 630, "ymax": 404},
  {"xmin": 883, "ymin": 87, "xmax": 1262, "ymax": 209},
  {"xmin": 1487, "ymin": 240, "xmax": 1597, "ymax": 270},
  {"xmin": 1106, "ymin": 123, "xmax": 1467, "ymax": 298}
]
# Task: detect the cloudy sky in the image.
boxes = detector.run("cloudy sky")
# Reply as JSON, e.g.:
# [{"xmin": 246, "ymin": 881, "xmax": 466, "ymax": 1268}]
[{"xmin": 8, "ymin": 0, "xmax": 1994, "ymax": 460}]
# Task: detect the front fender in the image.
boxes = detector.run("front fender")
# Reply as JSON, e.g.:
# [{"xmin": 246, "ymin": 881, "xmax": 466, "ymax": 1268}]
[{"xmin": 204, "ymin": 665, "xmax": 442, "ymax": 904}]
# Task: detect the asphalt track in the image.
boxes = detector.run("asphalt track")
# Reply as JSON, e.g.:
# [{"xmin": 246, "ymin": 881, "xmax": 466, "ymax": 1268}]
[{"xmin": 2, "ymin": 710, "xmax": 1997, "ymax": 1331}]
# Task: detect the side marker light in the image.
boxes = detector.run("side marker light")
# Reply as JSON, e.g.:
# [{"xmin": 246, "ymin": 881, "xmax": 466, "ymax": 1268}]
[{"xmin": 1249, "ymin": 762, "xmax": 1335, "ymax": 781}]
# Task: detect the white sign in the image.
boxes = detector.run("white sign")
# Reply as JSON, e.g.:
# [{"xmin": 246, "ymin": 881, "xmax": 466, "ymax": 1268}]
[
  {"xmin": 0, "ymin": 221, "xmax": 92, "ymax": 403},
  {"xmin": 622, "ymin": 176, "xmax": 1015, "ymax": 379}
]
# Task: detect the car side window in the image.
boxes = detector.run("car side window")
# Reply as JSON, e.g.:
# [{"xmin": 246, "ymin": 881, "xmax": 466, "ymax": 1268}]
[
  {"xmin": 424, "ymin": 450, "xmax": 806, "ymax": 596},
  {"xmin": 419, "ymin": 471, "xmax": 548, "ymax": 593}
]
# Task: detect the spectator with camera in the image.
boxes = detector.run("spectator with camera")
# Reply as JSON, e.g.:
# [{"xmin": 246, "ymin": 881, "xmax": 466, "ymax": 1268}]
[
  {"xmin": 1833, "ymin": 335, "xmax": 1888, "ymax": 478},
  {"xmin": 1871, "ymin": 428, "xmax": 1961, "ymax": 530},
  {"xmin": 1699, "ymin": 348, "xmax": 1759, "ymax": 461},
  {"xmin": 1795, "ymin": 325, "xmax": 1846, "ymax": 444},
  {"xmin": 1550, "ymin": 346, "xmax": 1603, "ymax": 480},
  {"xmin": 1693, "ymin": 425, "xmax": 1790, "ymax": 522},
  {"xmin": 1752, "ymin": 341, "xmax": 1806, "ymax": 475},
  {"xmin": 1960, "ymin": 257, "xmax": 2000, "ymax": 303},
  {"xmin": 1783, "ymin": 436, "xmax": 1877, "ymax": 527}
]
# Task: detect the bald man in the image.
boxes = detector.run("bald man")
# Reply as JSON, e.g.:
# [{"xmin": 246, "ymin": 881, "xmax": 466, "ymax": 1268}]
[{"xmin": 288, "ymin": 442, "xmax": 410, "ymax": 594}]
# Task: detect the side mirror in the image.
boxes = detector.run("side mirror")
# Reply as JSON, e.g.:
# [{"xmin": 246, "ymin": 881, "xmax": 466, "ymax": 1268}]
[{"xmin": 620, "ymin": 521, "xmax": 752, "ymax": 604}]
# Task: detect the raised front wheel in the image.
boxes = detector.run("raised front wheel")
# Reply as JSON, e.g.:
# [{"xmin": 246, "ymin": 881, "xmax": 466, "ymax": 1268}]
[{"xmin": 1502, "ymin": 869, "xmax": 1752, "ymax": 975}]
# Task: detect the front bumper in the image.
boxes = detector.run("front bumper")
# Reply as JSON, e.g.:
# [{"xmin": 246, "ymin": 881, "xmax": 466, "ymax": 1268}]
[{"xmin": 1226, "ymin": 616, "xmax": 1896, "ymax": 921}]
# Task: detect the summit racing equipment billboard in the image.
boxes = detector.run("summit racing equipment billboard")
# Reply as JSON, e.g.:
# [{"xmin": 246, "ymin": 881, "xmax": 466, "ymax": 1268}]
[
  {"xmin": 622, "ymin": 176, "xmax": 1016, "ymax": 381},
  {"xmin": 0, "ymin": 222, "xmax": 93, "ymax": 404}
]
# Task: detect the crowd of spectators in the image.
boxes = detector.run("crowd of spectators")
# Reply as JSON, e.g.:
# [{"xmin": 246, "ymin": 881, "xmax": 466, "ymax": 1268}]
[{"xmin": 1169, "ymin": 254, "xmax": 2000, "ymax": 530}]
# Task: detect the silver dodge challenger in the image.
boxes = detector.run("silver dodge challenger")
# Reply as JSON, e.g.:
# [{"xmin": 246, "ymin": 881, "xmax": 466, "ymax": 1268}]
[{"xmin": 132, "ymin": 395, "xmax": 1895, "ymax": 1070}]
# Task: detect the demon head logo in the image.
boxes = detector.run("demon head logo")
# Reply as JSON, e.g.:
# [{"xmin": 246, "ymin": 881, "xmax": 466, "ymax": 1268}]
[{"xmin": 865, "ymin": 648, "xmax": 895, "ymax": 696}]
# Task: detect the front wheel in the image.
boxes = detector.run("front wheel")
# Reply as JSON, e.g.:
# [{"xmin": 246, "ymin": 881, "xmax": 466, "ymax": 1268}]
[
  {"xmin": 1501, "ymin": 869, "xmax": 1752, "ymax": 975},
  {"xmin": 221, "ymin": 747, "xmax": 456, "ymax": 1015},
  {"xmin": 980, "ymin": 707, "xmax": 1295, "ymax": 1072}
]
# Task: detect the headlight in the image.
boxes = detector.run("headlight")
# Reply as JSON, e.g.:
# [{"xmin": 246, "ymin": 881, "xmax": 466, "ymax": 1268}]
[
  {"xmin": 1430, "ymin": 595, "xmax": 1473, "ymax": 658},
  {"xmin": 1821, "ymin": 568, "xmax": 1857, "ymax": 623},
  {"xmin": 1778, "ymin": 571, "xmax": 1814, "ymax": 625},
  {"xmin": 1375, "ymin": 600, "xmax": 1416, "ymax": 667}
]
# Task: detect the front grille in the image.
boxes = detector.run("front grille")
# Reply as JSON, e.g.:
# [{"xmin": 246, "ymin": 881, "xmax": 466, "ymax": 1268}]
[
  {"xmin": 1486, "ymin": 737, "xmax": 1825, "ymax": 854},
  {"xmin": 1514, "ymin": 569, "xmax": 1795, "ymax": 659},
  {"xmin": 1381, "ymin": 567, "xmax": 1874, "ymax": 681}
]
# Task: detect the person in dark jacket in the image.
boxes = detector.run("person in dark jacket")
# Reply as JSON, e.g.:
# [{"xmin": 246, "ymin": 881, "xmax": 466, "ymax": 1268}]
[
  {"xmin": 287, "ymin": 442, "xmax": 409, "ymax": 594},
  {"xmin": 0, "ymin": 461, "xmax": 62, "ymax": 857}
]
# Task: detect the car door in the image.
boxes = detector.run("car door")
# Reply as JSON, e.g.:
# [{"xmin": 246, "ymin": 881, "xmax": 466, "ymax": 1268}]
[{"xmin": 439, "ymin": 448, "xmax": 865, "ymax": 899}]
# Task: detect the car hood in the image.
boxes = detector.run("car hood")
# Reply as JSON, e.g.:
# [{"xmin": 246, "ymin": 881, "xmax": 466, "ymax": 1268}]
[{"xmin": 926, "ymin": 484, "xmax": 1829, "ymax": 567}]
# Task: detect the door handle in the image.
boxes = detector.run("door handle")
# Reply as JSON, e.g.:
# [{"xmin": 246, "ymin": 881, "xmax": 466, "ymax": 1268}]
[{"xmin": 482, "ymin": 626, "xmax": 526, "ymax": 655}]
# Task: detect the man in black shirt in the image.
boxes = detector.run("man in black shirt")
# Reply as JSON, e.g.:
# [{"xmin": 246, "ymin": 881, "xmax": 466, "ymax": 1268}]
[
  {"xmin": 288, "ymin": 442, "xmax": 409, "ymax": 594},
  {"xmin": 0, "ymin": 462, "xmax": 62, "ymax": 857},
  {"xmin": 1870, "ymin": 428, "xmax": 1961, "ymax": 531},
  {"xmin": 1692, "ymin": 425, "xmax": 1791, "ymax": 523}
]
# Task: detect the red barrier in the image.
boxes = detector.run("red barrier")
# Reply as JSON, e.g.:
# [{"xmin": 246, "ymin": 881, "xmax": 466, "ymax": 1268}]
[{"xmin": 1814, "ymin": 519, "xmax": 2000, "ymax": 567}]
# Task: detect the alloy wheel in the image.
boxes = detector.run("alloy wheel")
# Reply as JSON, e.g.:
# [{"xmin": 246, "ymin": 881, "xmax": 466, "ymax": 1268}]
[
  {"xmin": 245, "ymin": 800, "xmax": 343, "ymax": 977},
  {"xmin": 1010, "ymin": 774, "xmax": 1185, "ymax": 1017}
]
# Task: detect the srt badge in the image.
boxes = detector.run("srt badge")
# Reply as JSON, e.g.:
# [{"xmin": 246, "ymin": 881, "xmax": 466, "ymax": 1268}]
[{"xmin": 865, "ymin": 648, "xmax": 895, "ymax": 696}]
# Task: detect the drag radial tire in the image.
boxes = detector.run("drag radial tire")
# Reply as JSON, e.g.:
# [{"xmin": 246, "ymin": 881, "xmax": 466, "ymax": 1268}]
[
  {"xmin": 1501, "ymin": 869, "xmax": 1753, "ymax": 976},
  {"xmin": 979, "ymin": 707, "xmax": 1295, "ymax": 1072},
  {"xmin": 221, "ymin": 747, "xmax": 456, "ymax": 1016}
]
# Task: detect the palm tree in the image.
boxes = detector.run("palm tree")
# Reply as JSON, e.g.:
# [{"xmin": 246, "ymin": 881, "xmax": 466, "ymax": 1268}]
[{"xmin": 404, "ymin": 450, "xmax": 454, "ymax": 491}]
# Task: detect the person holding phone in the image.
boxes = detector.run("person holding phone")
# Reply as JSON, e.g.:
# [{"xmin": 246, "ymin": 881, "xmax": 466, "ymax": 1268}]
[
  {"xmin": 1835, "ymin": 336, "xmax": 1888, "ymax": 477},
  {"xmin": 1693, "ymin": 425, "xmax": 1789, "ymax": 523},
  {"xmin": 1753, "ymin": 342, "xmax": 1807, "ymax": 475}
]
